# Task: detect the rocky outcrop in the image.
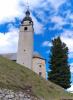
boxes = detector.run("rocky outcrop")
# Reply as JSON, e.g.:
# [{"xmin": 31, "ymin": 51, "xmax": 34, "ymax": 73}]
[{"xmin": 0, "ymin": 88, "xmax": 40, "ymax": 100}]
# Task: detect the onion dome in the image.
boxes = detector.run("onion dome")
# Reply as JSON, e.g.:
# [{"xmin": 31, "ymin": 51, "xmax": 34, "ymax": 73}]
[{"xmin": 21, "ymin": 10, "xmax": 33, "ymax": 24}]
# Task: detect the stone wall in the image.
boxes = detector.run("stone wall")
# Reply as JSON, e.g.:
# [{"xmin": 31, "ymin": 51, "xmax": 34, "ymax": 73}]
[{"xmin": 0, "ymin": 88, "xmax": 40, "ymax": 100}]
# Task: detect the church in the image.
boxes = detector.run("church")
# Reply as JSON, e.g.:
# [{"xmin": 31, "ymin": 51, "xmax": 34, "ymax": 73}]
[{"xmin": 1, "ymin": 10, "xmax": 46, "ymax": 79}]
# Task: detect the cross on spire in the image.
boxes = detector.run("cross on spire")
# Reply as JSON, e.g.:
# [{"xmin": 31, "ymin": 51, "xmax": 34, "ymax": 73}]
[
  {"xmin": 25, "ymin": 0, "xmax": 30, "ymax": 17},
  {"xmin": 21, "ymin": 0, "xmax": 33, "ymax": 24},
  {"xmin": 26, "ymin": 0, "xmax": 29, "ymax": 11}
]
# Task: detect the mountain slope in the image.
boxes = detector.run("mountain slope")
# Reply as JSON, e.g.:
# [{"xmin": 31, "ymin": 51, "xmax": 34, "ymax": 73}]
[{"xmin": 0, "ymin": 56, "xmax": 72, "ymax": 100}]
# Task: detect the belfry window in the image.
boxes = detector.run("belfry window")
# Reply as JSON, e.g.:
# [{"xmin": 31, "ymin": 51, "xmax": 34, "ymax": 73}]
[
  {"xmin": 24, "ymin": 27, "xmax": 28, "ymax": 30},
  {"xmin": 39, "ymin": 65, "xmax": 42, "ymax": 68}
]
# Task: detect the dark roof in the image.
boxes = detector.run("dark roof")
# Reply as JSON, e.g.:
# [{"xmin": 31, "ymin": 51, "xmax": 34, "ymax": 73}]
[
  {"xmin": 21, "ymin": 16, "xmax": 32, "ymax": 23},
  {"xmin": 21, "ymin": 10, "xmax": 33, "ymax": 24}
]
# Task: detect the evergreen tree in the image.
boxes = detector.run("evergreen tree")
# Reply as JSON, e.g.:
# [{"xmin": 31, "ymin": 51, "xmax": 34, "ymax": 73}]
[{"xmin": 48, "ymin": 37, "xmax": 71, "ymax": 89}]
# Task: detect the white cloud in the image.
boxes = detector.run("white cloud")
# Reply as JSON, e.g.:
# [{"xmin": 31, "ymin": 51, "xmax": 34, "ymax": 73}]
[
  {"xmin": 42, "ymin": 41, "xmax": 52, "ymax": 47},
  {"xmin": 32, "ymin": 15, "xmax": 44, "ymax": 34},
  {"xmin": 0, "ymin": 0, "xmax": 69, "ymax": 34},
  {"xmin": 70, "ymin": 63, "xmax": 73, "ymax": 73},
  {"xmin": 61, "ymin": 30, "xmax": 73, "ymax": 54},
  {"xmin": 20, "ymin": 0, "xmax": 66, "ymax": 10},
  {"xmin": 69, "ymin": 13, "xmax": 73, "ymax": 20},
  {"xmin": 67, "ymin": 84, "xmax": 73, "ymax": 93},
  {"xmin": 42, "ymin": 41, "xmax": 52, "ymax": 54},
  {"xmin": 49, "ymin": 15, "xmax": 68, "ymax": 30},
  {"xmin": 51, "ymin": 16, "xmax": 64, "ymax": 24},
  {"xmin": 61, "ymin": 37, "xmax": 73, "ymax": 53},
  {"xmin": 0, "ymin": 0, "xmax": 67, "ymax": 23},
  {"xmin": 47, "ymin": 0, "xmax": 66, "ymax": 9},
  {"xmin": 0, "ymin": 0, "xmax": 45, "ymax": 35},
  {"xmin": 0, "ymin": 25, "xmax": 19, "ymax": 54},
  {"xmin": 0, "ymin": 0, "xmax": 23, "ymax": 23},
  {"xmin": 20, "ymin": 0, "xmax": 43, "ymax": 10},
  {"xmin": 60, "ymin": 30, "xmax": 73, "ymax": 59},
  {"xmin": 49, "ymin": 24, "xmax": 63, "ymax": 31},
  {"xmin": 0, "ymin": 0, "xmax": 40, "ymax": 23}
]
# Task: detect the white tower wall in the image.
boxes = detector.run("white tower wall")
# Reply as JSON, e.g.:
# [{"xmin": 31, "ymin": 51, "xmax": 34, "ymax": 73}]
[{"xmin": 17, "ymin": 16, "xmax": 34, "ymax": 69}]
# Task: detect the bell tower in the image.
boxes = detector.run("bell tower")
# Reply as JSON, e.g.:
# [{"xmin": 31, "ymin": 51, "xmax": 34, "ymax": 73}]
[{"xmin": 17, "ymin": 10, "xmax": 34, "ymax": 69}]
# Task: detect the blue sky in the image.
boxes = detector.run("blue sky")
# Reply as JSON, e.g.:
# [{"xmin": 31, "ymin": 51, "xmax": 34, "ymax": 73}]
[{"xmin": 0, "ymin": 0, "xmax": 73, "ymax": 91}]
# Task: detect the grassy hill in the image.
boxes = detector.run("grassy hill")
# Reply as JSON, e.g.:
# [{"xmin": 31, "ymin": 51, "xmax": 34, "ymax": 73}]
[{"xmin": 0, "ymin": 56, "xmax": 73, "ymax": 100}]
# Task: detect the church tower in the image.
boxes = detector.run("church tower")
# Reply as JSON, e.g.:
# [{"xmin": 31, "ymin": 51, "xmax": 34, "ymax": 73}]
[{"xmin": 17, "ymin": 10, "xmax": 34, "ymax": 69}]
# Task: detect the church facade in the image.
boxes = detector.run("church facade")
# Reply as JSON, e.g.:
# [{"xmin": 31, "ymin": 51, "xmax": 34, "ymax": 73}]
[{"xmin": 1, "ymin": 10, "xmax": 46, "ymax": 79}]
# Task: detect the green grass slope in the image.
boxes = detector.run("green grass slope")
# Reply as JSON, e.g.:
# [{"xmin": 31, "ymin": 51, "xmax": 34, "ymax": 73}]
[{"xmin": 0, "ymin": 56, "xmax": 72, "ymax": 100}]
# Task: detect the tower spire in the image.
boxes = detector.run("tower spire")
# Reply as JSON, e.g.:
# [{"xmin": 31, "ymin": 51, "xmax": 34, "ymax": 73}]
[
  {"xmin": 26, "ymin": 0, "xmax": 30, "ymax": 17},
  {"xmin": 26, "ymin": 0, "xmax": 29, "ymax": 10},
  {"xmin": 21, "ymin": 1, "xmax": 33, "ymax": 24}
]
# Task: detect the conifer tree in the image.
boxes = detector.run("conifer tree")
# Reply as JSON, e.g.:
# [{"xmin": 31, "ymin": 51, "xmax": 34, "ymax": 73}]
[{"xmin": 48, "ymin": 37, "xmax": 71, "ymax": 89}]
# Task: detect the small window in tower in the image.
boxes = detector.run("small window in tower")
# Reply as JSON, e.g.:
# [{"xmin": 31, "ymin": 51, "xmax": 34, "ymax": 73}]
[
  {"xmin": 24, "ymin": 27, "xmax": 28, "ymax": 30},
  {"xmin": 24, "ymin": 49, "xmax": 26, "ymax": 52},
  {"xmin": 39, "ymin": 72, "xmax": 42, "ymax": 76},
  {"xmin": 39, "ymin": 65, "xmax": 42, "ymax": 68}
]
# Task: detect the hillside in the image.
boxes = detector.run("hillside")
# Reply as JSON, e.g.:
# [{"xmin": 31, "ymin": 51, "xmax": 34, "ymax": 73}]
[{"xmin": 0, "ymin": 56, "xmax": 73, "ymax": 100}]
